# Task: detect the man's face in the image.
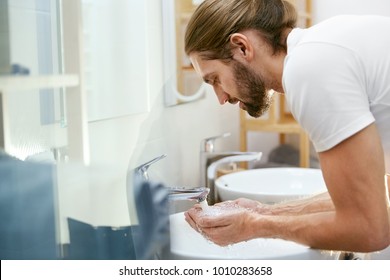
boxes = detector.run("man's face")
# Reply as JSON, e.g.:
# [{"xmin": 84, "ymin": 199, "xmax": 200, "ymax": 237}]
[{"xmin": 190, "ymin": 53, "xmax": 272, "ymax": 118}]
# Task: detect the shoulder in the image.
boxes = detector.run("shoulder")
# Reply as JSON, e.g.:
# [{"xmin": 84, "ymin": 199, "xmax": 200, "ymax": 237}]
[
  {"xmin": 282, "ymin": 41, "xmax": 372, "ymax": 153},
  {"xmin": 283, "ymin": 41, "xmax": 364, "ymax": 99}
]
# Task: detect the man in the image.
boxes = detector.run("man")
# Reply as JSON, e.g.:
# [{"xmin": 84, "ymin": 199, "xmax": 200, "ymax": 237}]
[{"xmin": 184, "ymin": 0, "xmax": 390, "ymax": 253}]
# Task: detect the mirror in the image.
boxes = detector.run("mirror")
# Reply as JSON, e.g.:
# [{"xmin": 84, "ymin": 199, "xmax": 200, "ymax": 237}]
[
  {"xmin": 80, "ymin": 0, "xmax": 149, "ymax": 121},
  {"xmin": 162, "ymin": 0, "xmax": 206, "ymax": 106}
]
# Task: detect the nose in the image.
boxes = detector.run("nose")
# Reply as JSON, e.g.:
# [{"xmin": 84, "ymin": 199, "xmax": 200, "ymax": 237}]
[{"xmin": 213, "ymin": 85, "xmax": 229, "ymax": 105}]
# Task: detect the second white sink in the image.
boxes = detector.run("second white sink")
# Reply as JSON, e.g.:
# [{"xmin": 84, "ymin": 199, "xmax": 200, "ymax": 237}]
[{"xmin": 216, "ymin": 168, "xmax": 327, "ymax": 204}]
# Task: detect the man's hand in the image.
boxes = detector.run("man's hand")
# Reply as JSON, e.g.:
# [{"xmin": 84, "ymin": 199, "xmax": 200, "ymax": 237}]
[{"xmin": 184, "ymin": 200, "xmax": 260, "ymax": 246}]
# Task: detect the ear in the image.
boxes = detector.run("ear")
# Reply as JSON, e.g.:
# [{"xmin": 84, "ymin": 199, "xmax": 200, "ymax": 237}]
[{"xmin": 229, "ymin": 33, "xmax": 253, "ymax": 61}]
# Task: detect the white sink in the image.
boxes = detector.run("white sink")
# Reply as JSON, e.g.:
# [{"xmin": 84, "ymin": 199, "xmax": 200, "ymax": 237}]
[
  {"xmin": 370, "ymin": 246, "xmax": 390, "ymax": 259},
  {"xmin": 216, "ymin": 168, "xmax": 327, "ymax": 204},
  {"xmin": 169, "ymin": 212, "xmax": 333, "ymax": 260}
]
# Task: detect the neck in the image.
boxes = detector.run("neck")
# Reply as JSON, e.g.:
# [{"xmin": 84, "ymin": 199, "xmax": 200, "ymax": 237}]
[{"xmin": 261, "ymin": 50, "xmax": 286, "ymax": 93}]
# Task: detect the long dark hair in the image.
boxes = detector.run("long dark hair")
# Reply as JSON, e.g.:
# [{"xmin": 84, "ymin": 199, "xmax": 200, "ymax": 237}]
[{"xmin": 185, "ymin": 0, "xmax": 297, "ymax": 60}]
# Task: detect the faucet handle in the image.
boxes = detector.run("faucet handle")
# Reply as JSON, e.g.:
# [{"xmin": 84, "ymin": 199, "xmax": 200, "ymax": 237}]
[
  {"xmin": 201, "ymin": 132, "xmax": 231, "ymax": 152},
  {"xmin": 135, "ymin": 154, "xmax": 167, "ymax": 180}
]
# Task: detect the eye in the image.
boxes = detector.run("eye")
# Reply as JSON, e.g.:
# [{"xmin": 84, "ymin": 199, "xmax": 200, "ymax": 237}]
[
  {"xmin": 205, "ymin": 78, "xmax": 215, "ymax": 85},
  {"xmin": 209, "ymin": 77, "xmax": 219, "ymax": 86},
  {"xmin": 204, "ymin": 75, "xmax": 219, "ymax": 86}
]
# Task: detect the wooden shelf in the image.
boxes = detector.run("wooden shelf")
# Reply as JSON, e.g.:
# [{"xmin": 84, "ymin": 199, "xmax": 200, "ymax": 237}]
[
  {"xmin": 182, "ymin": 66, "xmax": 195, "ymax": 71},
  {"xmin": 180, "ymin": 12, "xmax": 193, "ymax": 22},
  {"xmin": 240, "ymin": 108, "xmax": 311, "ymax": 167},
  {"xmin": 243, "ymin": 117, "xmax": 302, "ymax": 134},
  {"xmin": 174, "ymin": 0, "xmax": 204, "ymax": 97},
  {"xmin": 298, "ymin": 12, "xmax": 311, "ymax": 19}
]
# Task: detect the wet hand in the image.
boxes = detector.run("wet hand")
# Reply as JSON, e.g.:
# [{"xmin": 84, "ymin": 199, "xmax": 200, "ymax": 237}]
[{"xmin": 184, "ymin": 201, "xmax": 258, "ymax": 246}]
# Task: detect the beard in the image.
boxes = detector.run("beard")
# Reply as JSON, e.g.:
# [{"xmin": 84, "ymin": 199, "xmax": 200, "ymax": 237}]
[{"xmin": 231, "ymin": 60, "xmax": 272, "ymax": 118}]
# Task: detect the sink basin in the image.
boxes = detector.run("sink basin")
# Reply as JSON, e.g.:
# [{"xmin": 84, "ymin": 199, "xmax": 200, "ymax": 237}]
[
  {"xmin": 370, "ymin": 245, "xmax": 390, "ymax": 260},
  {"xmin": 169, "ymin": 212, "xmax": 333, "ymax": 260},
  {"xmin": 216, "ymin": 168, "xmax": 327, "ymax": 204}
]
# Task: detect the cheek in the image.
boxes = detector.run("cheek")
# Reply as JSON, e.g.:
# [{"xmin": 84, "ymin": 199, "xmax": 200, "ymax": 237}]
[{"xmin": 220, "ymin": 77, "xmax": 238, "ymax": 95}]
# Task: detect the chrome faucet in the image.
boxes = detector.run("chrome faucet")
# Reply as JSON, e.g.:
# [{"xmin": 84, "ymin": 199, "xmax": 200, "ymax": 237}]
[
  {"xmin": 200, "ymin": 133, "xmax": 262, "ymax": 204},
  {"xmin": 207, "ymin": 153, "xmax": 262, "ymax": 204},
  {"xmin": 134, "ymin": 154, "xmax": 210, "ymax": 202},
  {"xmin": 134, "ymin": 154, "xmax": 167, "ymax": 180},
  {"xmin": 168, "ymin": 187, "xmax": 209, "ymax": 203}
]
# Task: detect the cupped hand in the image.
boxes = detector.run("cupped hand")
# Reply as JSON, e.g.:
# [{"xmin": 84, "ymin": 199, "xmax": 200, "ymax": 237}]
[{"xmin": 184, "ymin": 200, "xmax": 260, "ymax": 246}]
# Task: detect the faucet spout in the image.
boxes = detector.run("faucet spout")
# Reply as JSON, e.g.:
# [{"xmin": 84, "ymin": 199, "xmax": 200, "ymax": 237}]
[
  {"xmin": 134, "ymin": 154, "xmax": 167, "ymax": 180},
  {"xmin": 201, "ymin": 132, "xmax": 231, "ymax": 153},
  {"xmin": 199, "ymin": 133, "xmax": 262, "ymax": 204},
  {"xmin": 168, "ymin": 187, "xmax": 209, "ymax": 203}
]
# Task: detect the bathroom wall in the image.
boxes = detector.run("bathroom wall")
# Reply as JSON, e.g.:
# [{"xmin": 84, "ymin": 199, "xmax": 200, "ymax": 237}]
[{"xmin": 312, "ymin": 0, "xmax": 390, "ymax": 24}]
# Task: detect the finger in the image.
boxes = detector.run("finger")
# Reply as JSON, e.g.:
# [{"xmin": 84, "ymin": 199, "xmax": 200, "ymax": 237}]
[
  {"xmin": 184, "ymin": 211, "xmax": 198, "ymax": 231},
  {"xmin": 190, "ymin": 203, "xmax": 204, "ymax": 210},
  {"xmin": 201, "ymin": 225, "xmax": 232, "ymax": 247},
  {"xmin": 186, "ymin": 206, "xmax": 206, "ymax": 222}
]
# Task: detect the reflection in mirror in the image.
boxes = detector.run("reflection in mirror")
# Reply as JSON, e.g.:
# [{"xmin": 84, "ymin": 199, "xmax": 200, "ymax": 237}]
[
  {"xmin": 0, "ymin": 0, "xmax": 67, "ymax": 160},
  {"xmin": 162, "ymin": 0, "xmax": 206, "ymax": 106}
]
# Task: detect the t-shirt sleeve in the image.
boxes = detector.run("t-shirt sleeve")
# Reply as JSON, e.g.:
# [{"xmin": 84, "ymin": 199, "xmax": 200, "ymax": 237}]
[{"xmin": 283, "ymin": 42, "xmax": 375, "ymax": 152}]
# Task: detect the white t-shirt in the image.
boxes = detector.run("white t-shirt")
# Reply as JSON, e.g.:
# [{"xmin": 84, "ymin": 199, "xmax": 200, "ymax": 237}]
[{"xmin": 283, "ymin": 15, "xmax": 390, "ymax": 172}]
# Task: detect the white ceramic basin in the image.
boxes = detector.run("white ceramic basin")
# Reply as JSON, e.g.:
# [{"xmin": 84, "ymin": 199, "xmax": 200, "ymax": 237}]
[
  {"xmin": 370, "ymin": 246, "xmax": 390, "ymax": 259},
  {"xmin": 169, "ymin": 212, "xmax": 333, "ymax": 260},
  {"xmin": 216, "ymin": 168, "xmax": 327, "ymax": 204}
]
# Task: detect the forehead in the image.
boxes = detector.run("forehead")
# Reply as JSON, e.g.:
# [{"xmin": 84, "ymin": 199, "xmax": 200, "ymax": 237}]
[
  {"xmin": 189, "ymin": 52, "xmax": 227, "ymax": 78},
  {"xmin": 189, "ymin": 53, "xmax": 210, "ymax": 75}
]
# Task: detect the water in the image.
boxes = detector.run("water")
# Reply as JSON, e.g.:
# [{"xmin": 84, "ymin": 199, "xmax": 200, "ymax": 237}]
[
  {"xmin": 199, "ymin": 201, "xmax": 244, "ymax": 217},
  {"xmin": 199, "ymin": 200, "xmax": 209, "ymax": 211}
]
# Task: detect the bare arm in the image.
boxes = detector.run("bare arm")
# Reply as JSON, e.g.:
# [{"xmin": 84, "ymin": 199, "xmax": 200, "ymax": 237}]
[
  {"xmin": 210, "ymin": 191, "xmax": 334, "ymax": 217},
  {"xmin": 186, "ymin": 124, "xmax": 390, "ymax": 252},
  {"xmin": 301, "ymin": 123, "xmax": 390, "ymax": 251},
  {"xmin": 261, "ymin": 192, "xmax": 334, "ymax": 215}
]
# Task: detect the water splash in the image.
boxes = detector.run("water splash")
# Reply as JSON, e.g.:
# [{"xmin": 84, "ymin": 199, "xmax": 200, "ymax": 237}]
[
  {"xmin": 199, "ymin": 200, "xmax": 209, "ymax": 211},
  {"xmin": 200, "ymin": 201, "xmax": 243, "ymax": 217}
]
